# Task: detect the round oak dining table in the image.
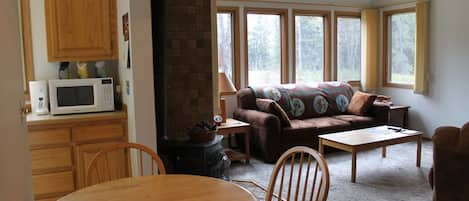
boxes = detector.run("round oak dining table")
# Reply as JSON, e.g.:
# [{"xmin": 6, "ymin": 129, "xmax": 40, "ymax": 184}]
[{"xmin": 58, "ymin": 175, "xmax": 257, "ymax": 201}]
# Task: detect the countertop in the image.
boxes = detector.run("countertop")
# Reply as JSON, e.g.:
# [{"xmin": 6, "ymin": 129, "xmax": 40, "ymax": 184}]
[{"xmin": 27, "ymin": 111, "xmax": 127, "ymax": 126}]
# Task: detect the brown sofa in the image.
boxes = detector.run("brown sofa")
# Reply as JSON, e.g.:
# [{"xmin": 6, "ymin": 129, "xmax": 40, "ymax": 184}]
[
  {"xmin": 234, "ymin": 83, "xmax": 390, "ymax": 163},
  {"xmin": 429, "ymin": 123, "xmax": 469, "ymax": 201}
]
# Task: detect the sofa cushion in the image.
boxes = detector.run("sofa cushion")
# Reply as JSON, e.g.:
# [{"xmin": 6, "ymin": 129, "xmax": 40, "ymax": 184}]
[
  {"xmin": 318, "ymin": 82, "xmax": 354, "ymax": 115},
  {"xmin": 250, "ymin": 85, "xmax": 293, "ymax": 117},
  {"xmin": 347, "ymin": 91, "xmax": 377, "ymax": 116},
  {"xmin": 284, "ymin": 117, "xmax": 351, "ymax": 135},
  {"xmin": 302, "ymin": 117, "xmax": 351, "ymax": 132},
  {"xmin": 250, "ymin": 82, "xmax": 353, "ymax": 120},
  {"xmin": 333, "ymin": 115, "xmax": 376, "ymax": 127},
  {"xmin": 256, "ymin": 98, "xmax": 291, "ymax": 127}
]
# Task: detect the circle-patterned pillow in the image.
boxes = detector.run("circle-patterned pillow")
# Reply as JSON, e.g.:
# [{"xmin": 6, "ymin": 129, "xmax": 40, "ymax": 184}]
[
  {"xmin": 313, "ymin": 96, "xmax": 329, "ymax": 114},
  {"xmin": 262, "ymin": 87, "xmax": 282, "ymax": 101},
  {"xmin": 336, "ymin": 95, "xmax": 350, "ymax": 113},
  {"xmin": 290, "ymin": 98, "xmax": 305, "ymax": 118}
]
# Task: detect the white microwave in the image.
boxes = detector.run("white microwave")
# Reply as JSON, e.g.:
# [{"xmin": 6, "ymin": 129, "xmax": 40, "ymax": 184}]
[{"xmin": 49, "ymin": 78, "xmax": 115, "ymax": 115}]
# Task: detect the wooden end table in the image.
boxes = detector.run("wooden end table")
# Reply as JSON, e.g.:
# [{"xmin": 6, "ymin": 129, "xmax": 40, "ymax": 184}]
[
  {"xmin": 319, "ymin": 126, "xmax": 422, "ymax": 183},
  {"xmin": 389, "ymin": 105, "xmax": 410, "ymax": 128},
  {"xmin": 217, "ymin": 118, "xmax": 251, "ymax": 164}
]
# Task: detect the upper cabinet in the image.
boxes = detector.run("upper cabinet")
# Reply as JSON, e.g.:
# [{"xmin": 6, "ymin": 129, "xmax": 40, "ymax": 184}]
[{"xmin": 45, "ymin": 0, "xmax": 118, "ymax": 62}]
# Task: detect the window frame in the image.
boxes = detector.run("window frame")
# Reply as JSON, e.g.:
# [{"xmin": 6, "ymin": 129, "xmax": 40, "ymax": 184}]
[
  {"xmin": 334, "ymin": 12, "xmax": 361, "ymax": 85},
  {"xmin": 217, "ymin": 7, "xmax": 241, "ymax": 90},
  {"xmin": 292, "ymin": 10, "xmax": 331, "ymax": 83},
  {"xmin": 244, "ymin": 8, "xmax": 289, "ymax": 86},
  {"xmin": 382, "ymin": 7, "xmax": 416, "ymax": 89}
]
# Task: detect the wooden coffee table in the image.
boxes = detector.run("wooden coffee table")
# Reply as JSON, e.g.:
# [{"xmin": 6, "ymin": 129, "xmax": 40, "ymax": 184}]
[{"xmin": 318, "ymin": 126, "xmax": 423, "ymax": 183}]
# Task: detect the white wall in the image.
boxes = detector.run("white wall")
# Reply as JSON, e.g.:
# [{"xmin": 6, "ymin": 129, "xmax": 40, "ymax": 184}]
[
  {"xmin": 0, "ymin": 0, "xmax": 33, "ymax": 200},
  {"xmin": 30, "ymin": 0, "xmax": 59, "ymax": 80},
  {"xmin": 116, "ymin": 0, "xmax": 157, "ymax": 175},
  {"xmin": 378, "ymin": 0, "xmax": 469, "ymax": 136}
]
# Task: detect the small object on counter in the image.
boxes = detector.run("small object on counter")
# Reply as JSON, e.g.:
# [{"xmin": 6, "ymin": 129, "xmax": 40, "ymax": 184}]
[
  {"xmin": 77, "ymin": 62, "xmax": 89, "ymax": 79},
  {"xmin": 59, "ymin": 62, "xmax": 70, "ymax": 79},
  {"xmin": 187, "ymin": 121, "xmax": 217, "ymax": 144},
  {"xmin": 35, "ymin": 97, "xmax": 49, "ymax": 115},
  {"xmin": 95, "ymin": 61, "xmax": 107, "ymax": 78}
]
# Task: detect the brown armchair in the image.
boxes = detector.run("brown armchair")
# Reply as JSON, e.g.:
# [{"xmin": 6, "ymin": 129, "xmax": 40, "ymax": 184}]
[{"xmin": 429, "ymin": 123, "xmax": 469, "ymax": 201}]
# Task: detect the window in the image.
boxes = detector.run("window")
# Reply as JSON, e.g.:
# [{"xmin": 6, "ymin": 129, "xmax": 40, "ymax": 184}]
[
  {"xmin": 383, "ymin": 9, "xmax": 416, "ymax": 87},
  {"xmin": 217, "ymin": 8, "xmax": 239, "ymax": 88},
  {"xmin": 245, "ymin": 9, "xmax": 287, "ymax": 86},
  {"xmin": 335, "ymin": 13, "xmax": 361, "ymax": 82},
  {"xmin": 293, "ymin": 11, "xmax": 330, "ymax": 83}
]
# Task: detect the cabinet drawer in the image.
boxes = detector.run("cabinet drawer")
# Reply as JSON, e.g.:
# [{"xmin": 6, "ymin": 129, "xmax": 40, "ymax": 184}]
[
  {"xmin": 29, "ymin": 128, "xmax": 71, "ymax": 147},
  {"xmin": 32, "ymin": 171, "xmax": 74, "ymax": 197},
  {"xmin": 72, "ymin": 123, "xmax": 124, "ymax": 142},
  {"xmin": 31, "ymin": 147, "xmax": 72, "ymax": 172}
]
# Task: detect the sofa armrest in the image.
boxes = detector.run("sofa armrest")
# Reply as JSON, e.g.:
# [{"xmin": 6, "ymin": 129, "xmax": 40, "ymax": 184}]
[
  {"xmin": 233, "ymin": 108, "xmax": 282, "ymax": 163},
  {"xmin": 368, "ymin": 103, "xmax": 390, "ymax": 124},
  {"xmin": 234, "ymin": 108, "xmax": 281, "ymax": 130}
]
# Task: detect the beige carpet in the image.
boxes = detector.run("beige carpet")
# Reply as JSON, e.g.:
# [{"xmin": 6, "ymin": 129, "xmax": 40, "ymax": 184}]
[{"xmin": 229, "ymin": 140, "xmax": 433, "ymax": 201}]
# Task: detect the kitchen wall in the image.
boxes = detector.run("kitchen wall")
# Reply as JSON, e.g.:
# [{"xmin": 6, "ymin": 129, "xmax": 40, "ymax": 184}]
[
  {"xmin": 30, "ymin": 0, "xmax": 58, "ymax": 80},
  {"xmin": 377, "ymin": 0, "xmax": 469, "ymax": 136},
  {"xmin": 29, "ymin": 0, "xmax": 119, "ymax": 81}
]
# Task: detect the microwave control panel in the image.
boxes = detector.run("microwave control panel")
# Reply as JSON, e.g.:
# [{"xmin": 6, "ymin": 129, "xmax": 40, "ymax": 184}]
[{"xmin": 102, "ymin": 79, "xmax": 114, "ymax": 107}]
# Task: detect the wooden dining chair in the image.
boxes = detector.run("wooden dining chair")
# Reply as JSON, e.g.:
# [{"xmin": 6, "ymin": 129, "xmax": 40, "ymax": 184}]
[
  {"xmin": 265, "ymin": 146, "xmax": 330, "ymax": 201},
  {"xmin": 86, "ymin": 142, "xmax": 166, "ymax": 187}
]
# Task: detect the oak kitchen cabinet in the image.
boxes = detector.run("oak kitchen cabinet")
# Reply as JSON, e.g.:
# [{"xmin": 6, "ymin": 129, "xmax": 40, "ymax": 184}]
[
  {"xmin": 44, "ymin": 0, "xmax": 118, "ymax": 62},
  {"xmin": 27, "ymin": 112, "xmax": 128, "ymax": 201}
]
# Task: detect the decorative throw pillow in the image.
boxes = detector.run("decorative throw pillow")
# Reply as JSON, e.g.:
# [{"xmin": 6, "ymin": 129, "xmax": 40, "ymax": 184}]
[
  {"xmin": 256, "ymin": 98, "xmax": 291, "ymax": 127},
  {"xmin": 347, "ymin": 91, "xmax": 377, "ymax": 116}
]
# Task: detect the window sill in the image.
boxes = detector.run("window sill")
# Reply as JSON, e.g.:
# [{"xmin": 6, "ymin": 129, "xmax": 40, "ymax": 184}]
[
  {"xmin": 346, "ymin": 80, "xmax": 361, "ymax": 87},
  {"xmin": 383, "ymin": 82, "xmax": 414, "ymax": 89}
]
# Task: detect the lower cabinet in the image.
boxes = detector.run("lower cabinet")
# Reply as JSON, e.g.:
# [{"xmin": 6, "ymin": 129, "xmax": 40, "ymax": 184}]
[
  {"xmin": 27, "ymin": 112, "xmax": 127, "ymax": 201},
  {"xmin": 75, "ymin": 142, "xmax": 129, "ymax": 188}
]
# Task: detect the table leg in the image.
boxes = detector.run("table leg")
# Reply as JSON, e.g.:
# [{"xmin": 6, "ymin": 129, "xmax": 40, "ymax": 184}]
[
  {"xmin": 319, "ymin": 139, "xmax": 324, "ymax": 154},
  {"xmin": 417, "ymin": 136, "xmax": 422, "ymax": 167},
  {"xmin": 227, "ymin": 134, "xmax": 232, "ymax": 148},
  {"xmin": 245, "ymin": 130, "xmax": 250, "ymax": 164},
  {"xmin": 382, "ymin": 146, "xmax": 386, "ymax": 158},
  {"xmin": 352, "ymin": 150, "xmax": 357, "ymax": 183}
]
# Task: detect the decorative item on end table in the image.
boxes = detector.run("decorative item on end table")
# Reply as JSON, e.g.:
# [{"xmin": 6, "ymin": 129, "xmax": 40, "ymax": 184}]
[
  {"xmin": 218, "ymin": 72, "xmax": 237, "ymax": 123},
  {"xmin": 188, "ymin": 121, "xmax": 217, "ymax": 144}
]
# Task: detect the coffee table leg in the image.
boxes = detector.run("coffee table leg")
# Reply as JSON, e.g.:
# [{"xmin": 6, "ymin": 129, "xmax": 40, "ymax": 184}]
[
  {"xmin": 416, "ymin": 136, "xmax": 421, "ymax": 167},
  {"xmin": 319, "ymin": 139, "xmax": 324, "ymax": 154},
  {"xmin": 352, "ymin": 150, "xmax": 357, "ymax": 183},
  {"xmin": 382, "ymin": 146, "xmax": 386, "ymax": 158}
]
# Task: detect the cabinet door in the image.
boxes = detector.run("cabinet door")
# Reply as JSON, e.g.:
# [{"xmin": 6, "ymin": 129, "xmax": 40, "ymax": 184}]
[
  {"xmin": 45, "ymin": 0, "xmax": 117, "ymax": 61},
  {"xmin": 75, "ymin": 142, "xmax": 129, "ymax": 189}
]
